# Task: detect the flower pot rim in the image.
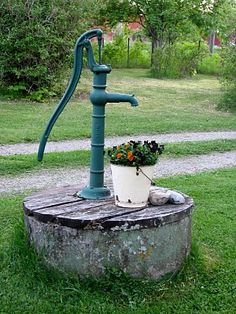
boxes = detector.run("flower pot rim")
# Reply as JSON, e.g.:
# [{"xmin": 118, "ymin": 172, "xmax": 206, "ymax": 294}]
[{"xmin": 110, "ymin": 163, "xmax": 156, "ymax": 167}]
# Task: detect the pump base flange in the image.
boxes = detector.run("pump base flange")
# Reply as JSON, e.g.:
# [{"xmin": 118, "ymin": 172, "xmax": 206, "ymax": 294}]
[{"xmin": 78, "ymin": 186, "xmax": 111, "ymax": 200}]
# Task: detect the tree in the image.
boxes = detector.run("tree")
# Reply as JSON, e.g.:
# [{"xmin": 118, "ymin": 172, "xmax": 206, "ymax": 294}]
[
  {"xmin": 0, "ymin": 0, "xmax": 101, "ymax": 99},
  {"xmin": 100, "ymin": 0, "xmax": 227, "ymax": 64}
]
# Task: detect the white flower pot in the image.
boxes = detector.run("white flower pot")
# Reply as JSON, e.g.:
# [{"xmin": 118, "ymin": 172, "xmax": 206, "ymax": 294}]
[{"xmin": 110, "ymin": 164, "xmax": 155, "ymax": 208}]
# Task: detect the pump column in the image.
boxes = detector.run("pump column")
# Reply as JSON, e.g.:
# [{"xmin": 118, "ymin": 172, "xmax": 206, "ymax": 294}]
[
  {"xmin": 78, "ymin": 65, "xmax": 112, "ymax": 200},
  {"xmin": 90, "ymin": 93, "xmax": 106, "ymax": 188}
]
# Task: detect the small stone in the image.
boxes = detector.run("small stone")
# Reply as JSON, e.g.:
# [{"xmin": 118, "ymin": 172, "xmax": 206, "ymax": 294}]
[
  {"xmin": 169, "ymin": 191, "xmax": 185, "ymax": 204},
  {"xmin": 149, "ymin": 187, "xmax": 171, "ymax": 206}
]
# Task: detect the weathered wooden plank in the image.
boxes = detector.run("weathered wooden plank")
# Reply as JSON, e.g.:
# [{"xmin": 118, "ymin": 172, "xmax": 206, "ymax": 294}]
[
  {"xmin": 109, "ymin": 197, "xmax": 193, "ymax": 221},
  {"xmin": 31, "ymin": 199, "xmax": 115, "ymax": 223},
  {"xmin": 23, "ymin": 185, "xmax": 83, "ymax": 211},
  {"xmin": 30, "ymin": 200, "xmax": 144, "ymax": 228},
  {"xmin": 24, "ymin": 185, "xmax": 80, "ymax": 200},
  {"xmin": 55, "ymin": 204, "xmax": 144, "ymax": 229},
  {"xmin": 103, "ymin": 197, "xmax": 194, "ymax": 230}
]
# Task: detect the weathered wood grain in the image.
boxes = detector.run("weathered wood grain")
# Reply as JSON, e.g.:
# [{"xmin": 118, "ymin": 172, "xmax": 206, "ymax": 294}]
[{"xmin": 23, "ymin": 186, "xmax": 194, "ymax": 230}]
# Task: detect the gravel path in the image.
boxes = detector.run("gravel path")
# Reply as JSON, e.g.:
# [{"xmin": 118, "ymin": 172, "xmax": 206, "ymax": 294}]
[
  {"xmin": 1, "ymin": 131, "xmax": 236, "ymax": 156},
  {"xmin": 1, "ymin": 151, "xmax": 236, "ymax": 194},
  {"xmin": 1, "ymin": 131, "xmax": 236, "ymax": 194}
]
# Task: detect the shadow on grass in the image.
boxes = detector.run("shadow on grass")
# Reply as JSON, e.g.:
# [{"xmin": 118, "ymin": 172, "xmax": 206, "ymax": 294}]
[{"xmin": 3, "ymin": 212, "xmax": 210, "ymax": 308}]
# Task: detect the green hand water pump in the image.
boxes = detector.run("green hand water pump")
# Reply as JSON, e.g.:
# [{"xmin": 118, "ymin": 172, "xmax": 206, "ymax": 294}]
[{"xmin": 38, "ymin": 29, "xmax": 138, "ymax": 199}]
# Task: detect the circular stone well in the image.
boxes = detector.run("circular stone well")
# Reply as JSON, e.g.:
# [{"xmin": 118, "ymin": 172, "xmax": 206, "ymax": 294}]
[{"xmin": 23, "ymin": 185, "xmax": 194, "ymax": 279}]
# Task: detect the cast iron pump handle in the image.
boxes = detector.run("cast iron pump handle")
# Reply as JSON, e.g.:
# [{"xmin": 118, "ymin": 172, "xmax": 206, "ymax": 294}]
[
  {"xmin": 38, "ymin": 29, "xmax": 138, "ymax": 200},
  {"xmin": 38, "ymin": 29, "xmax": 103, "ymax": 161}
]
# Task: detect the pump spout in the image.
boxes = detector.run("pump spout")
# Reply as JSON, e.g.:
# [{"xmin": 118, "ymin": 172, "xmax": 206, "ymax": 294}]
[{"xmin": 106, "ymin": 93, "xmax": 138, "ymax": 107}]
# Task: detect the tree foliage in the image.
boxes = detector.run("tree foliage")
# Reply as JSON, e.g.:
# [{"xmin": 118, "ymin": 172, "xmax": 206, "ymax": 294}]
[
  {"xmin": 219, "ymin": 0, "xmax": 236, "ymax": 45},
  {"xmin": 0, "ymin": 0, "xmax": 101, "ymax": 99},
  {"xmin": 101, "ymin": 0, "xmax": 228, "ymax": 62},
  {"xmin": 101, "ymin": 0, "xmax": 230, "ymax": 76}
]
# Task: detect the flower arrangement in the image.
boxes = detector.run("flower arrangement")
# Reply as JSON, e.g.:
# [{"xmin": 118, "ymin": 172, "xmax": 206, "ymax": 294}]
[{"xmin": 107, "ymin": 140, "xmax": 164, "ymax": 167}]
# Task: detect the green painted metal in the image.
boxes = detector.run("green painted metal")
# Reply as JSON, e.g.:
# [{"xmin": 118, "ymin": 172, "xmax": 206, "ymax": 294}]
[
  {"xmin": 38, "ymin": 29, "xmax": 102, "ymax": 161},
  {"xmin": 38, "ymin": 29, "xmax": 138, "ymax": 200}
]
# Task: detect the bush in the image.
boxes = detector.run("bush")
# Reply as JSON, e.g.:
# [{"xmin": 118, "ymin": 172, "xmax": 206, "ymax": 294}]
[
  {"xmin": 218, "ymin": 88, "xmax": 236, "ymax": 112},
  {"xmin": 102, "ymin": 34, "xmax": 150, "ymax": 68},
  {"xmin": 103, "ymin": 35, "xmax": 128, "ymax": 68},
  {"xmin": 0, "ymin": 0, "xmax": 96, "ymax": 99},
  {"xmin": 197, "ymin": 53, "xmax": 222, "ymax": 75},
  {"xmin": 151, "ymin": 42, "xmax": 207, "ymax": 79},
  {"xmin": 129, "ymin": 40, "xmax": 150, "ymax": 68},
  {"xmin": 217, "ymin": 46, "xmax": 236, "ymax": 112}
]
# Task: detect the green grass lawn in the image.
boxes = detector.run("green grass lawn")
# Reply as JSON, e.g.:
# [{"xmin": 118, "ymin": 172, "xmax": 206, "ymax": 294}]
[
  {"xmin": 0, "ymin": 70, "xmax": 236, "ymax": 145},
  {"xmin": 0, "ymin": 69, "xmax": 235, "ymax": 313},
  {"xmin": 0, "ymin": 168, "xmax": 235, "ymax": 313},
  {"xmin": 1, "ymin": 139, "xmax": 236, "ymax": 176}
]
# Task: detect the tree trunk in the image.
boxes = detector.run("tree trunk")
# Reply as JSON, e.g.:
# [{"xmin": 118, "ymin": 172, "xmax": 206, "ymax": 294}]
[
  {"xmin": 151, "ymin": 37, "xmax": 158, "ymax": 66},
  {"xmin": 209, "ymin": 31, "xmax": 215, "ymax": 54}
]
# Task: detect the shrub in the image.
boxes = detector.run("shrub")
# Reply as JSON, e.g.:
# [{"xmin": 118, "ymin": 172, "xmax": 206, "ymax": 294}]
[
  {"xmin": 129, "ymin": 40, "xmax": 150, "ymax": 68},
  {"xmin": 217, "ymin": 46, "xmax": 236, "ymax": 112},
  {"xmin": 151, "ymin": 42, "xmax": 207, "ymax": 79},
  {"xmin": 102, "ymin": 34, "xmax": 150, "ymax": 68},
  {"xmin": 0, "ymin": 0, "xmax": 96, "ymax": 99},
  {"xmin": 197, "ymin": 53, "xmax": 222, "ymax": 75},
  {"xmin": 103, "ymin": 35, "xmax": 128, "ymax": 68}
]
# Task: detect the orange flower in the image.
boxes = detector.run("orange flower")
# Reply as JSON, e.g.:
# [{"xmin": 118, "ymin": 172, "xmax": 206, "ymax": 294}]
[
  {"xmin": 116, "ymin": 152, "xmax": 122, "ymax": 158},
  {"xmin": 127, "ymin": 151, "xmax": 134, "ymax": 161}
]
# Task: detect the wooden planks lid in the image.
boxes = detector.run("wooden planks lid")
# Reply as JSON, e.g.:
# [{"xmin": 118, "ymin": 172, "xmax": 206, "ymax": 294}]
[{"xmin": 23, "ymin": 185, "xmax": 194, "ymax": 231}]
